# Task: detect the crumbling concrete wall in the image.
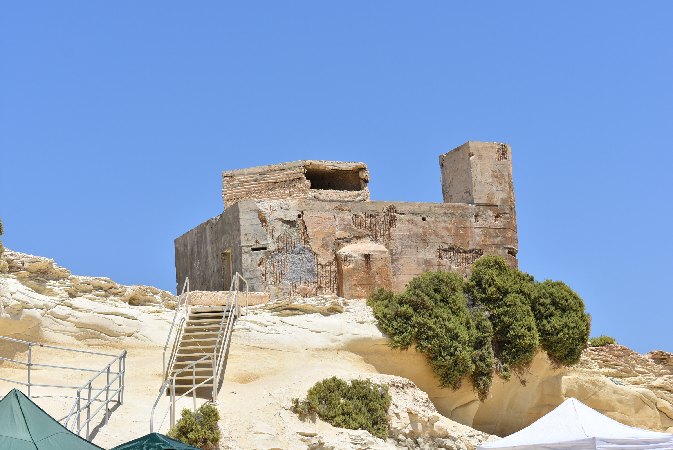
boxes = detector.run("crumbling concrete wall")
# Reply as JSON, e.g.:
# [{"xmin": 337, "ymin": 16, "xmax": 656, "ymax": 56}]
[
  {"xmin": 174, "ymin": 204, "xmax": 242, "ymax": 292},
  {"xmin": 232, "ymin": 198, "xmax": 516, "ymax": 295},
  {"xmin": 222, "ymin": 160, "xmax": 370, "ymax": 209},
  {"xmin": 337, "ymin": 240, "xmax": 392, "ymax": 299},
  {"xmin": 176, "ymin": 141, "xmax": 519, "ymax": 298}
]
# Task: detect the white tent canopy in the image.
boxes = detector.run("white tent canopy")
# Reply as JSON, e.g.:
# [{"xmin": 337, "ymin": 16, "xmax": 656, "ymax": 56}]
[{"xmin": 478, "ymin": 398, "xmax": 673, "ymax": 450}]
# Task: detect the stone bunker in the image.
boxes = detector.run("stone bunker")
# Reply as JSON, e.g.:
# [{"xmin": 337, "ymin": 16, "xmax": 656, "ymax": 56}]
[{"xmin": 175, "ymin": 141, "xmax": 518, "ymax": 298}]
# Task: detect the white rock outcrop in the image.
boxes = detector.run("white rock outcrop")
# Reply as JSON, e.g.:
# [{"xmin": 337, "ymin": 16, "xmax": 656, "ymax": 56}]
[
  {"xmin": 216, "ymin": 298, "xmax": 493, "ymax": 450},
  {"xmin": 0, "ymin": 249, "xmax": 174, "ymax": 345},
  {"xmin": 1, "ymin": 248, "xmax": 670, "ymax": 448}
]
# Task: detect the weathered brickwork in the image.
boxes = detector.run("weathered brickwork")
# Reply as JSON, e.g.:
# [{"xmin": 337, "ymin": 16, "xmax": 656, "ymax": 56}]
[{"xmin": 175, "ymin": 141, "xmax": 518, "ymax": 298}]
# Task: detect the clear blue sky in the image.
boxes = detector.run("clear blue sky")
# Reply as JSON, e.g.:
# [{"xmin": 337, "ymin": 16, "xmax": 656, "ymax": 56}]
[{"xmin": 1, "ymin": 2, "xmax": 671, "ymax": 353}]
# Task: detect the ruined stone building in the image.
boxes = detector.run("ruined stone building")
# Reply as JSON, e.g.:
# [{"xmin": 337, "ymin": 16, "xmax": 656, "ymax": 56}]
[{"xmin": 174, "ymin": 141, "xmax": 518, "ymax": 299}]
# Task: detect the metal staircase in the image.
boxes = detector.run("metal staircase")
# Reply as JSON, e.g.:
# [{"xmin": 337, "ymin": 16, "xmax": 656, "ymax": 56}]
[
  {"xmin": 169, "ymin": 305, "xmax": 231, "ymax": 395},
  {"xmin": 150, "ymin": 274, "xmax": 248, "ymax": 432}
]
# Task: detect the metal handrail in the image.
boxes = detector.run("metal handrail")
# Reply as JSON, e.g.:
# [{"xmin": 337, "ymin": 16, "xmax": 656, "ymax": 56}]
[
  {"xmin": 150, "ymin": 273, "xmax": 248, "ymax": 433},
  {"xmin": 162, "ymin": 278, "xmax": 191, "ymax": 379},
  {"xmin": 0, "ymin": 336, "xmax": 126, "ymax": 440},
  {"xmin": 63, "ymin": 350, "xmax": 126, "ymax": 439},
  {"xmin": 150, "ymin": 354, "xmax": 216, "ymax": 432}
]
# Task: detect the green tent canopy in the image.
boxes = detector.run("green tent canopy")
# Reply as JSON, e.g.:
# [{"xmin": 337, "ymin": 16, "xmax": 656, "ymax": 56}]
[
  {"xmin": 111, "ymin": 433, "xmax": 200, "ymax": 450},
  {"xmin": 0, "ymin": 388, "xmax": 103, "ymax": 450}
]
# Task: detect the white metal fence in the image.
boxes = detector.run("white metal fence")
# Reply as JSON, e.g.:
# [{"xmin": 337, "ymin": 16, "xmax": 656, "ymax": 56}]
[{"xmin": 0, "ymin": 336, "xmax": 126, "ymax": 440}]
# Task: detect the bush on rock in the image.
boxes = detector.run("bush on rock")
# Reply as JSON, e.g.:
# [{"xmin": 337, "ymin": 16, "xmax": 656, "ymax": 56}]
[
  {"xmin": 532, "ymin": 280, "xmax": 591, "ymax": 365},
  {"xmin": 369, "ymin": 254, "xmax": 592, "ymax": 399},
  {"xmin": 168, "ymin": 403, "xmax": 221, "ymax": 450},
  {"xmin": 292, "ymin": 377, "xmax": 391, "ymax": 439},
  {"xmin": 589, "ymin": 335, "xmax": 616, "ymax": 347}
]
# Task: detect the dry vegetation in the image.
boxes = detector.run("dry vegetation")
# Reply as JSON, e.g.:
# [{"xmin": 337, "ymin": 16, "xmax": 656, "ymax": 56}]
[{"xmin": 264, "ymin": 299, "xmax": 344, "ymax": 316}]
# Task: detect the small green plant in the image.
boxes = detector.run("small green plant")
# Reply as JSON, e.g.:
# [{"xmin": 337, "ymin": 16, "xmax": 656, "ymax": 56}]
[
  {"xmin": 168, "ymin": 403, "xmax": 221, "ymax": 450},
  {"xmin": 0, "ymin": 218, "xmax": 4, "ymax": 255},
  {"xmin": 589, "ymin": 335, "xmax": 616, "ymax": 347},
  {"xmin": 292, "ymin": 377, "xmax": 391, "ymax": 439}
]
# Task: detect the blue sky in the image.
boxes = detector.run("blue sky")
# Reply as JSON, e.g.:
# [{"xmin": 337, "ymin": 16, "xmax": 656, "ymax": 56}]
[{"xmin": 1, "ymin": 2, "xmax": 671, "ymax": 353}]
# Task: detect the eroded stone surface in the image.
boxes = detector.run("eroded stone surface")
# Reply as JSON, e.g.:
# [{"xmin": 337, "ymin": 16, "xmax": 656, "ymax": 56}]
[
  {"xmin": 348, "ymin": 339, "xmax": 673, "ymax": 436},
  {"xmin": 176, "ymin": 142, "xmax": 519, "ymax": 298},
  {"xmin": 222, "ymin": 160, "xmax": 370, "ymax": 209},
  {"xmin": 0, "ymin": 249, "xmax": 174, "ymax": 345}
]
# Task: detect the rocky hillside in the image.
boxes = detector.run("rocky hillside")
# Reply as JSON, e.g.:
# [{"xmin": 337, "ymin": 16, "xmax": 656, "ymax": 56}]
[
  {"xmin": 218, "ymin": 296, "xmax": 673, "ymax": 449},
  {"xmin": 0, "ymin": 248, "xmax": 671, "ymax": 448},
  {"xmin": 0, "ymin": 249, "xmax": 174, "ymax": 345}
]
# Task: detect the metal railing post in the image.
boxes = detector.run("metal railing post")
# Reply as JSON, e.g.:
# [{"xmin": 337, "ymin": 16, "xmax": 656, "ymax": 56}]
[
  {"xmin": 76, "ymin": 390, "xmax": 81, "ymax": 435},
  {"xmin": 120, "ymin": 351, "xmax": 126, "ymax": 404},
  {"xmin": 27, "ymin": 343, "xmax": 32, "ymax": 398},
  {"xmin": 192, "ymin": 365, "xmax": 197, "ymax": 412},
  {"xmin": 170, "ymin": 380, "xmax": 176, "ymax": 428},
  {"xmin": 86, "ymin": 382, "xmax": 92, "ymax": 439},
  {"xmin": 105, "ymin": 364, "xmax": 110, "ymax": 424},
  {"xmin": 117, "ymin": 354, "xmax": 122, "ymax": 403},
  {"xmin": 211, "ymin": 355, "xmax": 217, "ymax": 402}
]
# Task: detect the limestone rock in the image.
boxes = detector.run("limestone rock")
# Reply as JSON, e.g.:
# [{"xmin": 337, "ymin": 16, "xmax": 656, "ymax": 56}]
[
  {"xmin": 348, "ymin": 339, "xmax": 673, "ymax": 437},
  {"xmin": 3, "ymin": 249, "xmax": 71, "ymax": 280},
  {"xmin": 0, "ymin": 249, "xmax": 174, "ymax": 346}
]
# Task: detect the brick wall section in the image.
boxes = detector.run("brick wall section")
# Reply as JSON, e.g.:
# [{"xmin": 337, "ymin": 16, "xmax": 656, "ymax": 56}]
[{"xmin": 222, "ymin": 160, "xmax": 370, "ymax": 209}]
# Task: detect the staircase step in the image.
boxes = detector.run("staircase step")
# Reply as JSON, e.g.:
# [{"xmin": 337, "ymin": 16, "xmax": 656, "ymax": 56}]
[
  {"xmin": 188, "ymin": 316, "xmax": 225, "ymax": 322},
  {"xmin": 189, "ymin": 312, "xmax": 227, "ymax": 318},
  {"xmin": 170, "ymin": 367, "xmax": 212, "ymax": 373},
  {"xmin": 181, "ymin": 336, "xmax": 218, "ymax": 341},
  {"xmin": 177, "ymin": 345, "xmax": 219, "ymax": 351},
  {"xmin": 172, "ymin": 374, "xmax": 213, "ymax": 381},
  {"xmin": 181, "ymin": 336, "xmax": 219, "ymax": 342},
  {"xmin": 183, "ymin": 328, "xmax": 220, "ymax": 333},
  {"xmin": 184, "ymin": 324, "xmax": 225, "ymax": 330},
  {"xmin": 190, "ymin": 306, "xmax": 229, "ymax": 313},
  {"xmin": 175, "ymin": 351, "xmax": 215, "ymax": 357},
  {"xmin": 175, "ymin": 347, "xmax": 215, "ymax": 359},
  {"xmin": 173, "ymin": 361, "xmax": 214, "ymax": 369}
]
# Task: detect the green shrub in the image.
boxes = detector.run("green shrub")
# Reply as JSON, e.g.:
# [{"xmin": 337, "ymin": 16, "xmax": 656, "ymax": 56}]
[
  {"xmin": 414, "ymin": 306, "xmax": 474, "ymax": 389},
  {"xmin": 168, "ymin": 403, "xmax": 221, "ymax": 450},
  {"xmin": 369, "ymin": 273, "xmax": 479, "ymax": 391},
  {"xmin": 369, "ymin": 255, "xmax": 591, "ymax": 400},
  {"xmin": 367, "ymin": 288, "xmax": 416, "ymax": 349},
  {"xmin": 489, "ymin": 293, "xmax": 539, "ymax": 378},
  {"xmin": 589, "ymin": 335, "xmax": 616, "ymax": 347},
  {"xmin": 465, "ymin": 255, "xmax": 535, "ymax": 308},
  {"xmin": 532, "ymin": 281, "xmax": 591, "ymax": 365},
  {"xmin": 470, "ymin": 308, "xmax": 495, "ymax": 400},
  {"xmin": 0, "ymin": 218, "xmax": 4, "ymax": 255},
  {"xmin": 466, "ymin": 256, "xmax": 540, "ymax": 376},
  {"xmin": 292, "ymin": 377, "xmax": 391, "ymax": 439}
]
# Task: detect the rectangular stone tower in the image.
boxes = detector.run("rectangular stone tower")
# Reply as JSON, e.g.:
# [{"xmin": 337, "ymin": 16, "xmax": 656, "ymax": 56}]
[{"xmin": 440, "ymin": 141, "xmax": 515, "ymax": 209}]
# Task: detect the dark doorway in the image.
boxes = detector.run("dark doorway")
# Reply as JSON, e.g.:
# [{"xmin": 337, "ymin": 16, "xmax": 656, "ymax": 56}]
[{"xmin": 221, "ymin": 250, "xmax": 232, "ymax": 290}]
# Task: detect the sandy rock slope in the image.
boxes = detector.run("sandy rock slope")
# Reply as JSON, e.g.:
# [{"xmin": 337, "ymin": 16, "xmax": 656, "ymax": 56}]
[{"xmin": 1, "ymin": 249, "xmax": 671, "ymax": 448}]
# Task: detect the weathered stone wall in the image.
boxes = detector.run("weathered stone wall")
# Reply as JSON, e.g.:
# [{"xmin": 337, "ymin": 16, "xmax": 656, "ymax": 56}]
[
  {"xmin": 174, "ymin": 204, "xmax": 242, "ymax": 292},
  {"xmin": 176, "ymin": 141, "xmax": 519, "ymax": 298},
  {"xmin": 222, "ymin": 160, "xmax": 370, "ymax": 209},
  {"xmin": 232, "ymin": 198, "xmax": 516, "ymax": 295}
]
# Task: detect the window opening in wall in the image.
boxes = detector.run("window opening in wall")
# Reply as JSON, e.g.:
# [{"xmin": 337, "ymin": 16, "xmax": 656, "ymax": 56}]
[
  {"xmin": 221, "ymin": 250, "xmax": 232, "ymax": 290},
  {"xmin": 304, "ymin": 167, "xmax": 363, "ymax": 191}
]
